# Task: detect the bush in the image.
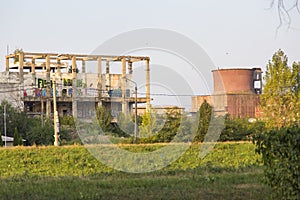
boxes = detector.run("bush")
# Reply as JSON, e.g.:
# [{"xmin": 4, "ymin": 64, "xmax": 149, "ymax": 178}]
[
  {"xmin": 219, "ymin": 115, "xmax": 265, "ymax": 142},
  {"xmin": 254, "ymin": 126, "xmax": 300, "ymax": 199},
  {"xmin": 26, "ymin": 119, "xmax": 55, "ymax": 145}
]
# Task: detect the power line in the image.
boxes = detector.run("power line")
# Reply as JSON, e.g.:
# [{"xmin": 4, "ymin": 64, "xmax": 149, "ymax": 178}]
[
  {"xmin": 0, "ymin": 89, "xmax": 203, "ymax": 97},
  {"xmin": 137, "ymin": 92, "xmax": 203, "ymax": 97},
  {"xmin": 0, "ymin": 84, "xmax": 205, "ymax": 97}
]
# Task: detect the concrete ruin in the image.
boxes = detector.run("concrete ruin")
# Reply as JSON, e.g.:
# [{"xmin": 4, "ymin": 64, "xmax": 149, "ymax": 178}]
[{"xmin": 0, "ymin": 51, "xmax": 151, "ymax": 119}]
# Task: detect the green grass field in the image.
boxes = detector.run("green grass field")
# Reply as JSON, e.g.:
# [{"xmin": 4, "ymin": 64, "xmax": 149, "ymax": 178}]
[{"xmin": 0, "ymin": 142, "xmax": 271, "ymax": 199}]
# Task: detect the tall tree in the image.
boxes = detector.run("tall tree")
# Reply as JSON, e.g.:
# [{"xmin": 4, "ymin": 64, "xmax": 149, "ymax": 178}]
[
  {"xmin": 260, "ymin": 50, "xmax": 299, "ymax": 129},
  {"xmin": 291, "ymin": 61, "xmax": 300, "ymax": 126},
  {"xmin": 195, "ymin": 100, "xmax": 212, "ymax": 142}
]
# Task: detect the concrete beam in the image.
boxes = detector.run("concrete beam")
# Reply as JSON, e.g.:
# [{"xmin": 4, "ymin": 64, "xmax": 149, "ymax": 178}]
[{"xmin": 8, "ymin": 52, "xmax": 150, "ymax": 62}]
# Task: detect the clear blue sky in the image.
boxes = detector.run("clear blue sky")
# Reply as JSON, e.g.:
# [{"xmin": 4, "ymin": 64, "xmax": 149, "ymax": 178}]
[{"xmin": 0, "ymin": 0, "xmax": 299, "ymax": 108}]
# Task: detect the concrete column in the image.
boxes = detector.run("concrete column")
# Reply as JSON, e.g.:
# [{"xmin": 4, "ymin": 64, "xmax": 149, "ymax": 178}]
[
  {"xmin": 97, "ymin": 57, "xmax": 102, "ymax": 107},
  {"xmin": 57, "ymin": 59, "xmax": 62, "ymax": 97},
  {"xmin": 105, "ymin": 60, "xmax": 110, "ymax": 91},
  {"xmin": 82, "ymin": 60, "xmax": 86, "ymax": 73},
  {"xmin": 72, "ymin": 100, "xmax": 78, "ymax": 118},
  {"xmin": 46, "ymin": 55, "xmax": 51, "ymax": 118},
  {"xmin": 19, "ymin": 53, "xmax": 25, "ymax": 112},
  {"xmin": 72, "ymin": 56, "xmax": 77, "ymax": 82},
  {"xmin": 31, "ymin": 58, "xmax": 36, "ymax": 91},
  {"xmin": 121, "ymin": 58, "xmax": 127, "ymax": 114},
  {"xmin": 57, "ymin": 59, "xmax": 61, "ymax": 77},
  {"xmin": 128, "ymin": 61, "xmax": 133, "ymax": 78},
  {"xmin": 72, "ymin": 56, "xmax": 78, "ymax": 118},
  {"xmin": 5, "ymin": 57, "xmax": 9, "ymax": 72},
  {"xmin": 128, "ymin": 61, "xmax": 133, "ymax": 97},
  {"xmin": 31, "ymin": 58, "xmax": 36, "ymax": 75},
  {"xmin": 19, "ymin": 53, "xmax": 24, "ymax": 83},
  {"xmin": 145, "ymin": 59, "xmax": 150, "ymax": 111},
  {"xmin": 128, "ymin": 61, "xmax": 133, "ymax": 74},
  {"xmin": 82, "ymin": 60, "xmax": 87, "ymax": 96},
  {"xmin": 106, "ymin": 60, "xmax": 109, "ymax": 74}
]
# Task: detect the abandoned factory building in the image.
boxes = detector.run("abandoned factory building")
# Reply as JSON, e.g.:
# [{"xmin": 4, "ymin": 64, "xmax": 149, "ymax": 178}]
[{"xmin": 0, "ymin": 51, "xmax": 151, "ymax": 119}]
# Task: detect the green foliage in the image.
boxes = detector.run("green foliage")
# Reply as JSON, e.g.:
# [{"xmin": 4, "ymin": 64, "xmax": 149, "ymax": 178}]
[
  {"xmin": 0, "ymin": 142, "xmax": 268, "ymax": 199},
  {"xmin": 13, "ymin": 48, "xmax": 24, "ymax": 63},
  {"xmin": 195, "ymin": 100, "xmax": 212, "ymax": 142},
  {"xmin": 117, "ymin": 112, "xmax": 134, "ymax": 136},
  {"xmin": 136, "ymin": 108, "xmax": 195, "ymax": 143},
  {"xmin": 291, "ymin": 61, "xmax": 300, "ymax": 95},
  {"xmin": 153, "ymin": 108, "xmax": 182, "ymax": 143},
  {"xmin": 0, "ymin": 133, "xmax": 3, "ymax": 147},
  {"xmin": 26, "ymin": 119, "xmax": 54, "ymax": 145},
  {"xmin": 139, "ymin": 109, "xmax": 161, "ymax": 138},
  {"xmin": 254, "ymin": 126, "xmax": 300, "ymax": 199},
  {"xmin": 59, "ymin": 116, "xmax": 75, "ymax": 127},
  {"xmin": 95, "ymin": 106, "xmax": 113, "ymax": 132},
  {"xmin": 260, "ymin": 50, "xmax": 300, "ymax": 129},
  {"xmin": 0, "ymin": 101, "xmax": 80, "ymax": 146},
  {"xmin": 24, "ymin": 117, "xmax": 76, "ymax": 146},
  {"xmin": 175, "ymin": 112, "xmax": 194, "ymax": 142},
  {"xmin": 0, "ymin": 101, "xmax": 29, "ymax": 140},
  {"xmin": 13, "ymin": 128, "xmax": 23, "ymax": 146},
  {"xmin": 0, "ymin": 142, "xmax": 261, "ymax": 178},
  {"xmin": 0, "ymin": 170, "xmax": 270, "ymax": 200},
  {"xmin": 58, "ymin": 116, "xmax": 80, "ymax": 144},
  {"xmin": 13, "ymin": 128, "xmax": 18, "ymax": 146},
  {"xmin": 220, "ymin": 115, "xmax": 265, "ymax": 141}
]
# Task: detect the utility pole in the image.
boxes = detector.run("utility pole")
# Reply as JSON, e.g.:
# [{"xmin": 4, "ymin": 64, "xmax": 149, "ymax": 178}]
[
  {"xmin": 53, "ymin": 79, "xmax": 59, "ymax": 146},
  {"xmin": 123, "ymin": 77, "xmax": 138, "ymax": 143},
  {"xmin": 134, "ymin": 84, "xmax": 138, "ymax": 143},
  {"xmin": 4, "ymin": 104, "xmax": 7, "ymax": 147}
]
